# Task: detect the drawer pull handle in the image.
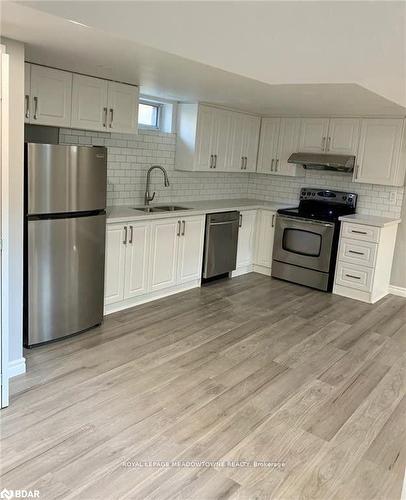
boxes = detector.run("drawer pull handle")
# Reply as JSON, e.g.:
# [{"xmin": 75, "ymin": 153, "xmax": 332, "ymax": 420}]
[
  {"xmin": 345, "ymin": 273, "xmax": 361, "ymax": 280},
  {"xmin": 348, "ymin": 250, "xmax": 364, "ymax": 255},
  {"xmin": 351, "ymin": 230, "xmax": 368, "ymax": 235}
]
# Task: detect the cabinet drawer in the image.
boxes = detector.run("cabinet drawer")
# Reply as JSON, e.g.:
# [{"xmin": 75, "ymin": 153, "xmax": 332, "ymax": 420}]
[
  {"xmin": 341, "ymin": 222, "xmax": 380, "ymax": 242},
  {"xmin": 338, "ymin": 238, "xmax": 377, "ymax": 268},
  {"xmin": 335, "ymin": 262, "xmax": 373, "ymax": 292}
]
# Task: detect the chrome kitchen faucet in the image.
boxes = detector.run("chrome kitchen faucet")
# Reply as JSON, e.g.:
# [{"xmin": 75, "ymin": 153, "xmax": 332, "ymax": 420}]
[{"xmin": 144, "ymin": 165, "xmax": 170, "ymax": 205}]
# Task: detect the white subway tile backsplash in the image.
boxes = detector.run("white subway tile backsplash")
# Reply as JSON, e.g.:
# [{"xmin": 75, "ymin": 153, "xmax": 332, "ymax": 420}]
[{"xmin": 59, "ymin": 128, "xmax": 404, "ymax": 218}]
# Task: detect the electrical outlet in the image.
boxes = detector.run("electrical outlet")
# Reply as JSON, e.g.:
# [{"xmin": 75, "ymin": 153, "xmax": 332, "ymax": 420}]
[{"xmin": 389, "ymin": 191, "xmax": 397, "ymax": 205}]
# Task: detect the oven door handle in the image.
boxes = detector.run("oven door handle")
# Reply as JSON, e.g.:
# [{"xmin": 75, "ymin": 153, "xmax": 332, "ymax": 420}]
[{"xmin": 276, "ymin": 215, "xmax": 335, "ymax": 228}]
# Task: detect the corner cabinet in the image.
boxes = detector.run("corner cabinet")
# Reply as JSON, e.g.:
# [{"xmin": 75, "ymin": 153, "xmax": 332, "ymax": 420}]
[
  {"xmin": 176, "ymin": 103, "xmax": 260, "ymax": 172},
  {"xmin": 353, "ymin": 119, "xmax": 406, "ymax": 186},
  {"xmin": 104, "ymin": 215, "xmax": 205, "ymax": 313},
  {"xmin": 24, "ymin": 63, "xmax": 139, "ymax": 134}
]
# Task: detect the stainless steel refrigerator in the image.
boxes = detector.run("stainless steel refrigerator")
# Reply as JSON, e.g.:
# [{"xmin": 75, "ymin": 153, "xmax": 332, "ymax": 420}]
[{"xmin": 24, "ymin": 143, "xmax": 107, "ymax": 347}]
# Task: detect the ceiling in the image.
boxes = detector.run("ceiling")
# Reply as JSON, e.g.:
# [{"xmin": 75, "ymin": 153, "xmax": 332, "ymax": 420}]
[{"xmin": 2, "ymin": 1, "xmax": 406, "ymax": 117}]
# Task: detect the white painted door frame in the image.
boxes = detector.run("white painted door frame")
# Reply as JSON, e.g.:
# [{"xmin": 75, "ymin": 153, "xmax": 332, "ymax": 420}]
[{"xmin": 1, "ymin": 45, "xmax": 10, "ymax": 408}]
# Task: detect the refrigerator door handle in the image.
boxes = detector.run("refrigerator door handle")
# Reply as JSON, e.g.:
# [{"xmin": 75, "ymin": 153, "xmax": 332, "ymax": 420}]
[{"xmin": 123, "ymin": 226, "xmax": 128, "ymax": 244}]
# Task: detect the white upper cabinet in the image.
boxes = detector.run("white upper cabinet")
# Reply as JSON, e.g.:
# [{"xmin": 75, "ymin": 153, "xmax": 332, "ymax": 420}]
[
  {"xmin": 257, "ymin": 118, "xmax": 280, "ymax": 174},
  {"xmin": 25, "ymin": 64, "xmax": 139, "ymax": 133},
  {"xmin": 327, "ymin": 118, "xmax": 360, "ymax": 155},
  {"xmin": 240, "ymin": 114, "xmax": 261, "ymax": 172},
  {"xmin": 71, "ymin": 74, "xmax": 108, "ymax": 131},
  {"xmin": 24, "ymin": 63, "xmax": 31, "ymax": 124},
  {"xmin": 176, "ymin": 103, "xmax": 260, "ymax": 172},
  {"xmin": 354, "ymin": 118, "xmax": 405, "ymax": 186},
  {"xmin": 275, "ymin": 118, "xmax": 303, "ymax": 176},
  {"xmin": 27, "ymin": 64, "xmax": 72, "ymax": 127},
  {"xmin": 299, "ymin": 118, "xmax": 330, "ymax": 153},
  {"xmin": 194, "ymin": 105, "xmax": 229, "ymax": 171},
  {"xmin": 257, "ymin": 117, "xmax": 303, "ymax": 177},
  {"xmin": 107, "ymin": 81, "xmax": 139, "ymax": 134}
]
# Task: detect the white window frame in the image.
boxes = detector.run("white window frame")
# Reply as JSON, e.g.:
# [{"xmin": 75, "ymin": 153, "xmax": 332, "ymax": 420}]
[
  {"xmin": 138, "ymin": 98, "xmax": 162, "ymax": 130},
  {"xmin": 138, "ymin": 94, "xmax": 177, "ymax": 133}
]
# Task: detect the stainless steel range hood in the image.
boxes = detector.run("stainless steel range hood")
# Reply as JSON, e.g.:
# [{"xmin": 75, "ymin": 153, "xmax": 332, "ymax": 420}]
[{"xmin": 288, "ymin": 152, "xmax": 355, "ymax": 173}]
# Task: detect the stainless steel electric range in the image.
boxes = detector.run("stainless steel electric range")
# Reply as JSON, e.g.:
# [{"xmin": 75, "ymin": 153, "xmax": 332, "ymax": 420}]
[{"xmin": 272, "ymin": 187, "xmax": 357, "ymax": 292}]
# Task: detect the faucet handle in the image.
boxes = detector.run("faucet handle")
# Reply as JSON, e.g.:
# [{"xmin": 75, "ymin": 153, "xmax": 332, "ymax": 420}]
[{"xmin": 151, "ymin": 192, "xmax": 156, "ymax": 201}]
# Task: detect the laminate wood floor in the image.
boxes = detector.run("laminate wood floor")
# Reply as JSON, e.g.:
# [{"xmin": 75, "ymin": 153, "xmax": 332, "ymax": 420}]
[{"xmin": 1, "ymin": 274, "xmax": 406, "ymax": 499}]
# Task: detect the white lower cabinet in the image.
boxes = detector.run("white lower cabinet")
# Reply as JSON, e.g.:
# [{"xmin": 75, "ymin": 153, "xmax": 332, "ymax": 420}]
[
  {"xmin": 105, "ymin": 215, "xmax": 205, "ymax": 312},
  {"xmin": 104, "ymin": 223, "xmax": 127, "ymax": 305},
  {"xmin": 232, "ymin": 210, "xmax": 257, "ymax": 276},
  {"xmin": 177, "ymin": 216, "xmax": 206, "ymax": 284},
  {"xmin": 253, "ymin": 210, "xmax": 276, "ymax": 275},
  {"xmin": 124, "ymin": 222, "xmax": 150, "ymax": 299},
  {"xmin": 149, "ymin": 218, "xmax": 180, "ymax": 292},
  {"xmin": 333, "ymin": 219, "xmax": 400, "ymax": 303}
]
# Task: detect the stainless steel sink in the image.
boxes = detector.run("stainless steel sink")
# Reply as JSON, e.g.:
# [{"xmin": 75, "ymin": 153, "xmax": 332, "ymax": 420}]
[{"xmin": 133, "ymin": 205, "xmax": 191, "ymax": 213}]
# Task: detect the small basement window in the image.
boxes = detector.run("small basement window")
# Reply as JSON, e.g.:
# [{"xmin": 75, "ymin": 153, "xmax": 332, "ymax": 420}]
[{"xmin": 138, "ymin": 100, "xmax": 160, "ymax": 128}]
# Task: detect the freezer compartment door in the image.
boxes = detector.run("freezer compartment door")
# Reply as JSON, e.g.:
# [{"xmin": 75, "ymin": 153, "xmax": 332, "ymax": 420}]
[
  {"xmin": 26, "ymin": 214, "xmax": 106, "ymax": 346},
  {"xmin": 26, "ymin": 143, "xmax": 107, "ymax": 215}
]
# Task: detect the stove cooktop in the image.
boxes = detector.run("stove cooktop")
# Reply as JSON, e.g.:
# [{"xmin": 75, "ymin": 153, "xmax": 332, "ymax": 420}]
[{"xmin": 277, "ymin": 188, "xmax": 358, "ymax": 223}]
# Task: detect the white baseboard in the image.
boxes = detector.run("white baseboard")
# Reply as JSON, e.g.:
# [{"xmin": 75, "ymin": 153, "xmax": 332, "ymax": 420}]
[
  {"xmin": 104, "ymin": 279, "xmax": 201, "ymax": 315},
  {"xmin": 252, "ymin": 264, "xmax": 272, "ymax": 276},
  {"xmin": 8, "ymin": 357, "xmax": 26, "ymax": 378},
  {"xmin": 231, "ymin": 265, "xmax": 253, "ymax": 278},
  {"xmin": 388, "ymin": 284, "xmax": 406, "ymax": 298}
]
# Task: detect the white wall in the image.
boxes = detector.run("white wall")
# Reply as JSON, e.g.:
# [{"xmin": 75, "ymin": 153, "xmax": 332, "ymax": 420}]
[
  {"xmin": 391, "ymin": 190, "xmax": 406, "ymax": 288},
  {"xmin": 1, "ymin": 38, "xmax": 25, "ymax": 374}
]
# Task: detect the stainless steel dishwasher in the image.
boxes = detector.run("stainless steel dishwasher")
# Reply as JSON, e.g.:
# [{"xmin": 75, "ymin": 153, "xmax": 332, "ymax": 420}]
[{"xmin": 202, "ymin": 211, "xmax": 240, "ymax": 279}]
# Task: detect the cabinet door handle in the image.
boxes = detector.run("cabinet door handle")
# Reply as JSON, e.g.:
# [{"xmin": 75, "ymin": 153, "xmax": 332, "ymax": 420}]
[
  {"xmin": 270, "ymin": 158, "xmax": 274, "ymax": 172},
  {"xmin": 239, "ymin": 214, "xmax": 242, "ymax": 227},
  {"xmin": 209, "ymin": 155, "xmax": 213, "ymax": 169},
  {"xmin": 182, "ymin": 220, "xmax": 186, "ymax": 236},
  {"xmin": 275, "ymin": 159, "xmax": 279, "ymax": 172},
  {"xmin": 129, "ymin": 225, "xmax": 133, "ymax": 244},
  {"xmin": 25, "ymin": 95, "xmax": 30, "ymax": 119},
  {"xmin": 348, "ymin": 250, "xmax": 364, "ymax": 255},
  {"xmin": 241, "ymin": 157, "xmax": 244, "ymax": 170},
  {"xmin": 345, "ymin": 274, "xmax": 361, "ymax": 280},
  {"xmin": 321, "ymin": 136, "xmax": 326, "ymax": 151},
  {"xmin": 109, "ymin": 108, "xmax": 114, "ymax": 128},
  {"xmin": 244, "ymin": 157, "xmax": 248, "ymax": 170},
  {"xmin": 103, "ymin": 107, "xmax": 107, "ymax": 128},
  {"xmin": 123, "ymin": 226, "xmax": 128, "ymax": 245},
  {"xmin": 213, "ymin": 154, "xmax": 217, "ymax": 168},
  {"xmin": 326, "ymin": 136, "xmax": 331, "ymax": 151},
  {"xmin": 272, "ymin": 214, "xmax": 275, "ymax": 227},
  {"xmin": 33, "ymin": 96, "xmax": 38, "ymax": 120},
  {"xmin": 177, "ymin": 220, "xmax": 181, "ymax": 236},
  {"xmin": 351, "ymin": 230, "xmax": 367, "ymax": 235}
]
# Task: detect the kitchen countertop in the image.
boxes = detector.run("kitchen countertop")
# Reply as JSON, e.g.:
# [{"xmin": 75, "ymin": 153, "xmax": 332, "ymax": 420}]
[
  {"xmin": 339, "ymin": 214, "xmax": 401, "ymax": 227},
  {"xmin": 106, "ymin": 198, "xmax": 293, "ymax": 223}
]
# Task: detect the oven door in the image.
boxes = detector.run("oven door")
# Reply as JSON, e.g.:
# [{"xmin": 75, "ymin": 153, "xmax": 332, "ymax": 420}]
[{"xmin": 273, "ymin": 215, "xmax": 335, "ymax": 272}]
